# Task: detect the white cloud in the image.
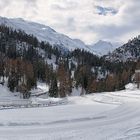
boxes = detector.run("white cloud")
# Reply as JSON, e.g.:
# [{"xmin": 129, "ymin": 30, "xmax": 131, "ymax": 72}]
[{"xmin": 0, "ymin": 0, "xmax": 139, "ymax": 44}]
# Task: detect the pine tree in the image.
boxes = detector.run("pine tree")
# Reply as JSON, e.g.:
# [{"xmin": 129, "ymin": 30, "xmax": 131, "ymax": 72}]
[
  {"xmin": 49, "ymin": 73, "xmax": 58, "ymax": 98},
  {"xmin": 57, "ymin": 61, "xmax": 72, "ymax": 97},
  {"xmin": 74, "ymin": 65, "xmax": 90, "ymax": 95}
]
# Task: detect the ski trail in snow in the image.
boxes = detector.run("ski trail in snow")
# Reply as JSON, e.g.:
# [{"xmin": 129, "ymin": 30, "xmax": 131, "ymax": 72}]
[{"xmin": 0, "ymin": 90, "xmax": 140, "ymax": 139}]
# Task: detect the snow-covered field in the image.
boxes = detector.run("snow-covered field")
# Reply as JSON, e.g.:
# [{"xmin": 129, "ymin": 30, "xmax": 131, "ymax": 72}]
[{"xmin": 0, "ymin": 84, "xmax": 140, "ymax": 139}]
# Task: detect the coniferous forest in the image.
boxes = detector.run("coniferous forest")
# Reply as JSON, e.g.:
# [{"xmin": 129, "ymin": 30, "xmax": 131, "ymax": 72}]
[{"xmin": 0, "ymin": 25, "xmax": 139, "ymax": 98}]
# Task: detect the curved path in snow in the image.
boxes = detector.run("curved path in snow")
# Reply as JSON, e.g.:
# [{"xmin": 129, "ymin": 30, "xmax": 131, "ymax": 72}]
[{"xmin": 0, "ymin": 90, "xmax": 140, "ymax": 140}]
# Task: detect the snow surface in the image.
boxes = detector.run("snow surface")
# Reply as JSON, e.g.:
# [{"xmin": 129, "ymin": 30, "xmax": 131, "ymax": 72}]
[
  {"xmin": 0, "ymin": 85, "xmax": 30, "ymax": 106},
  {"xmin": 30, "ymin": 82, "xmax": 49, "ymax": 97},
  {"xmin": 0, "ymin": 84, "xmax": 140, "ymax": 139}
]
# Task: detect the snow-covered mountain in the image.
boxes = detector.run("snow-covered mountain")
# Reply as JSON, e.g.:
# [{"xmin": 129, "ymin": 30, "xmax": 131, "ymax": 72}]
[
  {"xmin": 0, "ymin": 17, "xmax": 122, "ymax": 56},
  {"xmin": 0, "ymin": 17, "xmax": 94, "ymax": 53},
  {"xmin": 88, "ymin": 40, "xmax": 120, "ymax": 56}
]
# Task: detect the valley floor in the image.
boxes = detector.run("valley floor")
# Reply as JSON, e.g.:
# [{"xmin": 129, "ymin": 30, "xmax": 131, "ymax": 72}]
[{"xmin": 0, "ymin": 87, "xmax": 140, "ymax": 139}]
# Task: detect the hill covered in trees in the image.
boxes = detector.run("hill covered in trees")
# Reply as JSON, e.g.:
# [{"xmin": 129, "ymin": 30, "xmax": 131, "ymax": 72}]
[
  {"xmin": 0, "ymin": 25, "xmax": 139, "ymax": 98},
  {"xmin": 105, "ymin": 36, "xmax": 140, "ymax": 62}
]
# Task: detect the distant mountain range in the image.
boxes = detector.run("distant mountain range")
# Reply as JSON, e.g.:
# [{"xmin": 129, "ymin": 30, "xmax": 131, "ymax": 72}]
[
  {"xmin": 0, "ymin": 17, "xmax": 121, "ymax": 56},
  {"xmin": 88, "ymin": 40, "xmax": 121, "ymax": 56}
]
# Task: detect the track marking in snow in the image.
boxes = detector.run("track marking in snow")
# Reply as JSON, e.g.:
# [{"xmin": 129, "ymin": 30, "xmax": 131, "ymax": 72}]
[{"xmin": 0, "ymin": 89, "xmax": 140, "ymax": 139}]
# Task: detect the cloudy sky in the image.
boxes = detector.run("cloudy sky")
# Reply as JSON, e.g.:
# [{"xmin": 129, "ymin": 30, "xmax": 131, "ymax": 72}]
[{"xmin": 0, "ymin": 0, "xmax": 139, "ymax": 44}]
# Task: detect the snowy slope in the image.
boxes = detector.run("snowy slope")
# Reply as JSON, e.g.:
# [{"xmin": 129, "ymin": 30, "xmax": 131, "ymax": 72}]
[
  {"xmin": 0, "ymin": 17, "xmax": 93, "ymax": 53},
  {"xmin": 88, "ymin": 40, "xmax": 120, "ymax": 56},
  {"xmin": 0, "ymin": 17, "xmax": 122, "ymax": 55},
  {"xmin": 0, "ymin": 84, "xmax": 140, "ymax": 139},
  {"xmin": 105, "ymin": 36, "xmax": 140, "ymax": 62}
]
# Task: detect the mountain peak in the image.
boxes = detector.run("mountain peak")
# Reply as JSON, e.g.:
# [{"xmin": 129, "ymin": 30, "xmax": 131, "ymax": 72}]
[
  {"xmin": 0, "ymin": 17, "xmax": 121, "ymax": 56},
  {"xmin": 0, "ymin": 17, "xmax": 96, "ymax": 54},
  {"xmin": 88, "ymin": 40, "xmax": 117, "ymax": 56}
]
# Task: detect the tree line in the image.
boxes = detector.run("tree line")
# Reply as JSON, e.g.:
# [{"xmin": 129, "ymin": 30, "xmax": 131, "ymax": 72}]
[{"xmin": 0, "ymin": 25, "xmax": 138, "ymax": 98}]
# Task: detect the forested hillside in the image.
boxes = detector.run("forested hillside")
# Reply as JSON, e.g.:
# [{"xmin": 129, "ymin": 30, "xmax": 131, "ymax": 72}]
[
  {"xmin": 105, "ymin": 36, "xmax": 140, "ymax": 62},
  {"xmin": 0, "ymin": 25, "xmax": 138, "ymax": 98}
]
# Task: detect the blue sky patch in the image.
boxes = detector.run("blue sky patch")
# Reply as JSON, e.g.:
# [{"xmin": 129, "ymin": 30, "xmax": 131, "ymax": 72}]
[{"xmin": 96, "ymin": 6, "xmax": 118, "ymax": 16}]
